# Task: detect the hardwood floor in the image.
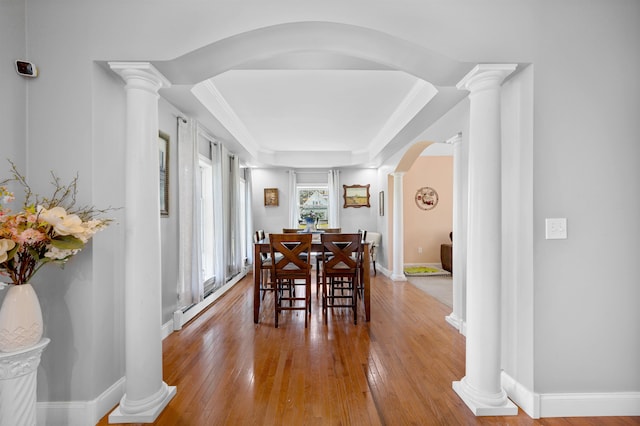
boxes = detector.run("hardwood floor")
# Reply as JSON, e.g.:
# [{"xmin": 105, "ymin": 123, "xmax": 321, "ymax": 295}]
[{"xmin": 99, "ymin": 273, "xmax": 639, "ymax": 426}]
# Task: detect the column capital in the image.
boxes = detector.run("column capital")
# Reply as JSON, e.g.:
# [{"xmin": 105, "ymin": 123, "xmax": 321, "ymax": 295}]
[
  {"xmin": 391, "ymin": 171, "xmax": 405, "ymax": 178},
  {"xmin": 109, "ymin": 62, "xmax": 171, "ymax": 93},
  {"xmin": 456, "ymin": 64, "xmax": 517, "ymax": 93},
  {"xmin": 444, "ymin": 132, "xmax": 462, "ymax": 145}
]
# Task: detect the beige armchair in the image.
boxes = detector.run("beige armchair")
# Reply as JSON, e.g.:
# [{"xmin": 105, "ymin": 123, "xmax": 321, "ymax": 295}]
[{"xmin": 365, "ymin": 232, "xmax": 382, "ymax": 275}]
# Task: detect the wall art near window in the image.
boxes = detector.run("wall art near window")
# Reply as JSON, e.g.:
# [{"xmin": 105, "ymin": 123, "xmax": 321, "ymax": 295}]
[
  {"xmin": 159, "ymin": 131, "xmax": 169, "ymax": 217},
  {"xmin": 343, "ymin": 184, "xmax": 370, "ymax": 208},
  {"xmin": 379, "ymin": 191, "xmax": 385, "ymax": 216},
  {"xmin": 264, "ymin": 187, "xmax": 279, "ymax": 206},
  {"xmin": 415, "ymin": 186, "xmax": 438, "ymax": 211}
]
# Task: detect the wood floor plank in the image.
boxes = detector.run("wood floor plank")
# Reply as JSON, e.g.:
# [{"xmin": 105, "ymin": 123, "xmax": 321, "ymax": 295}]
[{"xmin": 98, "ymin": 273, "xmax": 640, "ymax": 426}]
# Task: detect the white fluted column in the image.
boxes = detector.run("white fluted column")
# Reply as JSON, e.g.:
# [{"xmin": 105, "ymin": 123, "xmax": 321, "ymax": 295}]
[
  {"xmin": 0, "ymin": 338, "xmax": 49, "ymax": 426},
  {"xmin": 445, "ymin": 133, "xmax": 464, "ymax": 331},
  {"xmin": 390, "ymin": 172, "xmax": 406, "ymax": 281},
  {"xmin": 108, "ymin": 62, "xmax": 176, "ymax": 423},
  {"xmin": 452, "ymin": 64, "xmax": 517, "ymax": 416}
]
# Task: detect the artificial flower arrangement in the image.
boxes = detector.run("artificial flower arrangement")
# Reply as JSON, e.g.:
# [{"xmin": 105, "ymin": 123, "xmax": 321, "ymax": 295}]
[
  {"xmin": 300, "ymin": 210, "xmax": 318, "ymax": 222},
  {"xmin": 0, "ymin": 161, "xmax": 112, "ymax": 286}
]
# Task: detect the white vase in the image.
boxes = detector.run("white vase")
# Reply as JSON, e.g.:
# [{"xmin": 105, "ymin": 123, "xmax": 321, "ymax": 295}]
[
  {"xmin": 0, "ymin": 284, "xmax": 44, "ymax": 352},
  {"xmin": 304, "ymin": 218, "xmax": 316, "ymax": 232}
]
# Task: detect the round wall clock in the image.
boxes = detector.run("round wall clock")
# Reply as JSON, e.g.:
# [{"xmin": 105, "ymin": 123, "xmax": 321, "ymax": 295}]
[{"xmin": 415, "ymin": 187, "xmax": 438, "ymax": 210}]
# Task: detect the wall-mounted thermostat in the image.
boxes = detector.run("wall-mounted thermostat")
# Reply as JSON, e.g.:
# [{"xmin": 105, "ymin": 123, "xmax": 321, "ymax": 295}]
[{"xmin": 15, "ymin": 60, "xmax": 38, "ymax": 78}]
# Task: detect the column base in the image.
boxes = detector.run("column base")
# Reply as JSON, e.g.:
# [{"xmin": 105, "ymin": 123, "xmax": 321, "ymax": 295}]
[
  {"xmin": 453, "ymin": 378, "xmax": 518, "ymax": 416},
  {"xmin": 109, "ymin": 384, "xmax": 176, "ymax": 423},
  {"xmin": 390, "ymin": 273, "xmax": 407, "ymax": 281},
  {"xmin": 445, "ymin": 313, "xmax": 462, "ymax": 330}
]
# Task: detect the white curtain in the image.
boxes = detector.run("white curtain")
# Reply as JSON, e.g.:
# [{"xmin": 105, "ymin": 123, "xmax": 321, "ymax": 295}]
[
  {"xmin": 245, "ymin": 167, "xmax": 254, "ymax": 265},
  {"xmin": 227, "ymin": 154, "xmax": 242, "ymax": 279},
  {"xmin": 211, "ymin": 142, "xmax": 225, "ymax": 286},
  {"xmin": 288, "ymin": 170, "xmax": 298, "ymax": 227},
  {"xmin": 328, "ymin": 169, "xmax": 340, "ymax": 228},
  {"xmin": 177, "ymin": 118, "xmax": 204, "ymax": 309},
  {"xmin": 216, "ymin": 145, "xmax": 242, "ymax": 281}
]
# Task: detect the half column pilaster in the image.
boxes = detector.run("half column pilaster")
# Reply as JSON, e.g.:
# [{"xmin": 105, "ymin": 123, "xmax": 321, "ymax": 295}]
[
  {"xmin": 445, "ymin": 133, "xmax": 465, "ymax": 331},
  {"xmin": 452, "ymin": 64, "xmax": 517, "ymax": 416},
  {"xmin": 108, "ymin": 62, "xmax": 176, "ymax": 423},
  {"xmin": 390, "ymin": 172, "xmax": 407, "ymax": 281}
]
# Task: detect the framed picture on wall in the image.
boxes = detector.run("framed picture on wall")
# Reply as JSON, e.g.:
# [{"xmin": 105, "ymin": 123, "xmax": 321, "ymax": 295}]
[
  {"xmin": 159, "ymin": 131, "xmax": 169, "ymax": 217},
  {"xmin": 379, "ymin": 191, "xmax": 384, "ymax": 216},
  {"xmin": 264, "ymin": 187, "xmax": 279, "ymax": 206},
  {"xmin": 343, "ymin": 184, "xmax": 370, "ymax": 208}
]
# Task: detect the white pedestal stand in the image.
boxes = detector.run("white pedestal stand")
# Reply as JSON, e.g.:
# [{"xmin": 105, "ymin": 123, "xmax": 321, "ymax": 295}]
[{"xmin": 0, "ymin": 338, "xmax": 50, "ymax": 425}]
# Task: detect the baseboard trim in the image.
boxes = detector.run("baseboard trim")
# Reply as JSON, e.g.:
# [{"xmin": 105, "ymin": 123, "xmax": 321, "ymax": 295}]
[
  {"xmin": 377, "ymin": 265, "xmax": 390, "ymax": 277},
  {"xmin": 501, "ymin": 372, "xmax": 540, "ymax": 418},
  {"xmin": 539, "ymin": 391, "xmax": 640, "ymax": 418},
  {"xmin": 501, "ymin": 372, "xmax": 640, "ymax": 418},
  {"xmin": 171, "ymin": 271, "xmax": 247, "ymax": 333},
  {"xmin": 37, "ymin": 377, "xmax": 125, "ymax": 425},
  {"xmin": 36, "ymin": 273, "xmax": 247, "ymax": 425},
  {"xmin": 445, "ymin": 312, "xmax": 462, "ymax": 331}
]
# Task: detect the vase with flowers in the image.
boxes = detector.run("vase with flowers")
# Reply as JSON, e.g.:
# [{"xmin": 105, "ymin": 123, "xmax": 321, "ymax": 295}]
[{"xmin": 0, "ymin": 161, "xmax": 112, "ymax": 352}]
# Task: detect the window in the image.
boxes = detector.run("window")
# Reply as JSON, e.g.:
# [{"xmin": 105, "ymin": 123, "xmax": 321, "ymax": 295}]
[
  {"xmin": 239, "ymin": 176, "xmax": 247, "ymax": 265},
  {"xmin": 297, "ymin": 185, "xmax": 329, "ymax": 225},
  {"xmin": 198, "ymin": 156, "xmax": 216, "ymax": 292}
]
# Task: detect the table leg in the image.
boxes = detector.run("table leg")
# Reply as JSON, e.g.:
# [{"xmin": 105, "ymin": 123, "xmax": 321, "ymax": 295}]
[
  {"xmin": 254, "ymin": 243, "xmax": 261, "ymax": 323},
  {"xmin": 364, "ymin": 243, "xmax": 370, "ymax": 321}
]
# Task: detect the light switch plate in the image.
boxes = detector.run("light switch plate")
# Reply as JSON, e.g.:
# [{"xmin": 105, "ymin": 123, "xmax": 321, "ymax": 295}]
[{"xmin": 545, "ymin": 218, "xmax": 567, "ymax": 239}]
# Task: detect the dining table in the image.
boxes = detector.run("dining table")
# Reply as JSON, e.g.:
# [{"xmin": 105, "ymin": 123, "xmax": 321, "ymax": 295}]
[{"xmin": 253, "ymin": 234, "xmax": 371, "ymax": 323}]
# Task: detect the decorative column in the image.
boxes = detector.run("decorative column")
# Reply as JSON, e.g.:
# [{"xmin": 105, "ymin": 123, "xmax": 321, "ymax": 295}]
[
  {"xmin": 452, "ymin": 64, "xmax": 517, "ymax": 416},
  {"xmin": 390, "ymin": 172, "xmax": 406, "ymax": 281},
  {"xmin": 0, "ymin": 338, "xmax": 49, "ymax": 425},
  {"xmin": 108, "ymin": 62, "xmax": 176, "ymax": 423},
  {"xmin": 445, "ymin": 133, "xmax": 465, "ymax": 331}
]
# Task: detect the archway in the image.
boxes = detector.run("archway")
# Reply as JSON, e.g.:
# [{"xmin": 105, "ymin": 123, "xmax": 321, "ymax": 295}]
[{"xmin": 155, "ymin": 22, "xmax": 469, "ymax": 86}]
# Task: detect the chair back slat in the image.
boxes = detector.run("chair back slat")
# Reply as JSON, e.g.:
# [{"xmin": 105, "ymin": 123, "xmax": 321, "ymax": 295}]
[
  {"xmin": 269, "ymin": 233, "xmax": 313, "ymax": 279},
  {"xmin": 321, "ymin": 233, "xmax": 362, "ymax": 275}
]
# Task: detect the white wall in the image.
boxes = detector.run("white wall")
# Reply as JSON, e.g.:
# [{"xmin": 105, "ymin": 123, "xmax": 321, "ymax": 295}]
[
  {"xmin": 81, "ymin": 62, "xmax": 128, "ymax": 408},
  {"xmin": 531, "ymin": 2, "xmax": 640, "ymax": 398},
  {"xmin": 250, "ymin": 168, "xmax": 379, "ymax": 236},
  {"xmin": 0, "ymin": 0, "xmax": 26, "ymax": 178},
  {"xmin": 158, "ymin": 99, "xmax": 181, "ymax": 323},
  {"xmin": 501, "ymin": 65, "xmax": 535, "ymax": 406},
  {"xmin": 0, "ymin": 0, "xmax": 26, "ymax": 309},
  {"xmin": 339, "ymin": 168, "xmax": 379, "ymax": 233},
  {"xmin": 251, "ymin": 169, "xmax": 290, "ymax": 235}
]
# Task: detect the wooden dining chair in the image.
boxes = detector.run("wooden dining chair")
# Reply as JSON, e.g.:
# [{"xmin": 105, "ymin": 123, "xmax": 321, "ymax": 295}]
[
  {"xmin": 269, "ymin": 233, "xmax": 313, "ymax": 328},
  {"xmin": 320, "ymin": 233, "xmax": 362, "ymax": 325},
  {"xmin": 356, "ymin": 229, "xmax": 368, "ymax": 297},
  {"xmin": 315, "ymin": 228, "xmax": 341, "ymax": 294},
  {"xmin": 254, "ymin": 230, "xmax": 275, "ymax": 300}
]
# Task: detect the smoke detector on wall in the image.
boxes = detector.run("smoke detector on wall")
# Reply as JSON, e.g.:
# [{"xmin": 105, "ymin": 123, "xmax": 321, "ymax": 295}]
[{"xmin": 15, "ymin": 60, "xmax": 38, "ymax": 78}]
